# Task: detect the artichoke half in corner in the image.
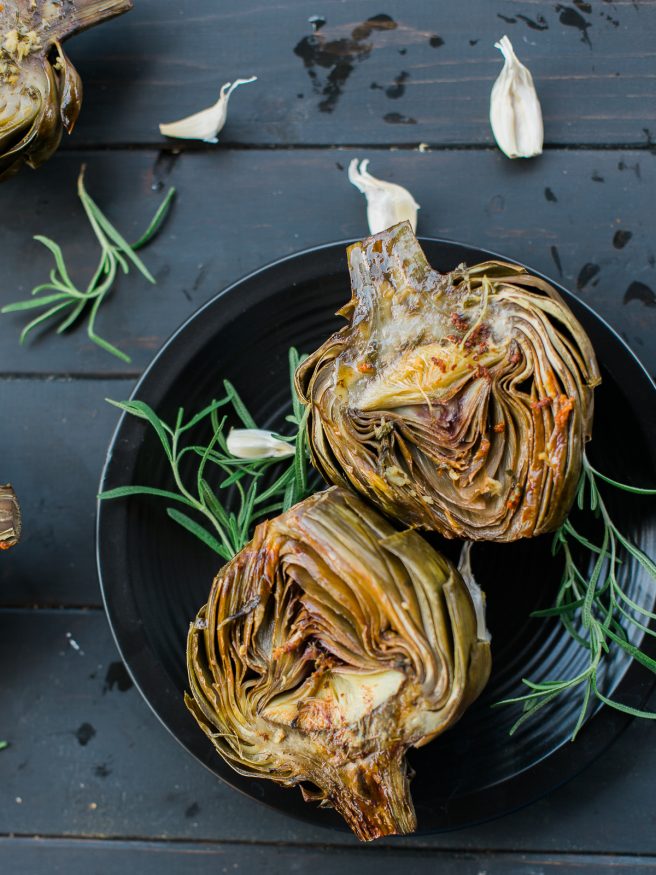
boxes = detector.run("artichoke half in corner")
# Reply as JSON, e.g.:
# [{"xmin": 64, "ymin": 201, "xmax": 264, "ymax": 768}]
[
  {"xmin": 297, "ymin": 222, "xmax": 601, "ymax": 542},
  {"xmin": 0, "ymin": 0, "xmax": 132, "ymax": 181},
  {"xmin": 0, "ymin": 484, "xmax": 21, "ymax": 549},
  {"xmin": 186, "ymin": 487, "xmax": 491, "ymax": 841}
]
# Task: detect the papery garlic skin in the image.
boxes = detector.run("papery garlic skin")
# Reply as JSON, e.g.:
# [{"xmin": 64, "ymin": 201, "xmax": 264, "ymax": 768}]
[
  {"xmin": 159, "ymin": 76, "xmax": 257, "ymax": 143},
  {"xmin": 490, "ymin": 36, "xmax": 543, "ymax": 159},
  {"xmin": 226, "ymin": 429, "xmax": 295, "ymax": 460},
  {"xmin": 348, "ymin": 159, "xmax": 420, "ymax": 234}
]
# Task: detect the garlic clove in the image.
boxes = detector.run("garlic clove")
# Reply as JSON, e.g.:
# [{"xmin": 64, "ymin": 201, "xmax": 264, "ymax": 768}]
[
  {"xmin": 348, "ymin": 158, "xmax": 420, "ymax": 235},
  {"xmin": 226, "ymin": 429, "xmax": 295, "ymax": 460},
  {"xmin": 490, "ymin": 36, "xmax": 543, "ymax": 159},
  {"xmin": 159, "ymin": 76, "xmax": 257, "ymax": 144}
]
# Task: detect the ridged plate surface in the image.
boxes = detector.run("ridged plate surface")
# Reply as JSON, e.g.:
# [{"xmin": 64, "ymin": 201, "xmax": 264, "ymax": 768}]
[{"xmin": 97, "ymin": 238, "xmax": 656, "ymax": 834}]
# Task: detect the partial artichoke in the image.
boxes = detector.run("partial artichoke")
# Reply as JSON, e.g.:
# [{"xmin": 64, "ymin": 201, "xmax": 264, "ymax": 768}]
[
  {"xmin": 186, "ymin": 487, "xmax": 491, "ymax": 841},
  {"xmin": 0, "ymin": 0, "xmax": 131, "ymax": 181},
  {"xmin": 0, "ymin": 484, "xmax": 21, "ymax": 549},
  {"xmin": 297, "ymin": 222, "xmax": 600, "ymax": 542}
]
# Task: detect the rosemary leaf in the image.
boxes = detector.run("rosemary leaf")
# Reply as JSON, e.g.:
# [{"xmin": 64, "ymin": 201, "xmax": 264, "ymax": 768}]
[
  {"xmin": 223, "ymin": 380, "xmax": 258, "ymax": 429},
  {"xmin": 99, "ymin": 485, "xmax": 197, "ymax": 508},
  {"xmin": 4, "ymin": 294, "xmax": 72, "ymax": 312},
  {"xmin": 585, "ymin": 464, "xmax": 656, "ymax": 496},
  {"xmin": 20, "ymin": 303, "xmax": 72, "ymax": 344},
  {"xmin": 106, "ymin": 399, "xmax": 174, "ymax": 462},
  {"xmin": 132, "ymin": 187, "xmax": 177, "ymax": 251},
  {"xmin": 166, "ymin": 508, "xmax": 231, "ymax": 559},
  {"xmin": 179, "ymin": 400, "xmax": 232, "ymax": 433}
]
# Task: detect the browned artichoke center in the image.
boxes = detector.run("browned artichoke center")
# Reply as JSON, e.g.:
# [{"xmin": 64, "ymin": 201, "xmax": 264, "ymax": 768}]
[
  {"xmin": 186, "ymin": 487, "xmax": 491, "ymax": 841},
  {"xmin": 296, "ymin": 222, "xmax": 600, "ymax": 541}
]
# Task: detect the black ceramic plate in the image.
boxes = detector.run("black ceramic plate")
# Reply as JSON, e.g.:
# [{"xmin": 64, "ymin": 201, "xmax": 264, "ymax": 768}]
[{"xmin": 97, "ymin": 238, "xmax": 656, "ymax": 835}]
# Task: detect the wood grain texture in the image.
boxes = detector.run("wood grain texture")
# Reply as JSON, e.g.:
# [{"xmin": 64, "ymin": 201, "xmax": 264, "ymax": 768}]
[
  {"xmin": 59, "ymin": 0, "xmax": 656, "ymax": 147},
  {"xmin": 1, "ymin": 149, "xmax": 654, "ymax": 377},
  {"xmin": 0, "ymin": 379, "xmax": 133, "ymax": 607},
  {"xmin": 2, "ymin": 839, "xmax": 656, "ymax": 875},
  {"xmin": 0, "ymin": 611, "xmax": 655, "ymax": 853},
  {"xmin": 2, "ymin": 1, "xmax": 655, "ymax": 865}
]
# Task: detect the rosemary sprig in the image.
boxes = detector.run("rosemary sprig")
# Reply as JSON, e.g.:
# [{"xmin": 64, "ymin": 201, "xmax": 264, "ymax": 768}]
[
  {"xmin": 99, "ymin": 348, "xmax": 313, "ymax": 560},
  {"xmin": 497, "ymin": 453, "xmax": 656, "ymax": 738},
  {"xmin": 1, "ymin": 166, "xmax": 175, "ymax": 363}
]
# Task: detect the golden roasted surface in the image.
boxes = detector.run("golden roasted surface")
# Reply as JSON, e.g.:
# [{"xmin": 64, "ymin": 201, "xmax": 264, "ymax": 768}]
[
  {"xmin": 186, "ymin": 487, "xmax": 491, "ymax": 841},
  {"xmin": 0, "ymin": 484, "xmax": 21, "ymax": 549},
  {"xmin": 297, "ymin": 222, "xmax": 600, "ymax": 542},
  {"xmin": 0, "ymin": 0, "xmax": 131, "ymax": 181}
]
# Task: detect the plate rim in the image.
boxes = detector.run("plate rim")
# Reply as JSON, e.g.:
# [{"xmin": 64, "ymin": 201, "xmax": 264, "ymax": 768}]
[{"xmin": 96, "ymin": 235, "xmax": 656, "ymax": 835}]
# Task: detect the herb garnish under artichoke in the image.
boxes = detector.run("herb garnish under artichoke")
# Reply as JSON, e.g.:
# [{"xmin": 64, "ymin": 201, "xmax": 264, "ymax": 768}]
[
  {"xmin": 297, "ymin": 222, "xmax": 600, "ymax": 542},
  {"xmin": 0, "ymin": 0, "xmax": 131, "ymax": 181},
  {"xmin": 186, "ymin": 486, "xmax": 491, "ymax": 841}
]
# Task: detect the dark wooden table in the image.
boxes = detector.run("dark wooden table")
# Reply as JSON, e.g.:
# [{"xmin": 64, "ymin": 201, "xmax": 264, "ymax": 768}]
[{"xmin": 1, "ymin": 2, "xmax": 655, "ymax": 872}]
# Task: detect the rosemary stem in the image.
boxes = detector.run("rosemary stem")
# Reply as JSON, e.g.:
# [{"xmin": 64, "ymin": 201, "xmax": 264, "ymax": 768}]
[{"xmin": 170, "ymin": 429, "xmax": 236, "ymax": 558}]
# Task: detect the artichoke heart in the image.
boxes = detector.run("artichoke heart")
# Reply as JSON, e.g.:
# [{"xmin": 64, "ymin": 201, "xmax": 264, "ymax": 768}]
[
  {"xmin": 296, "ymin": 222, "xmax": 601, "ymax": 542},
  {"xmin": 186, "ymin": 487, "xmax": 491, "ymax": 841},
  {"xmin": 0, "ymin": 0, "xmax": 132, "ymax": 181}
]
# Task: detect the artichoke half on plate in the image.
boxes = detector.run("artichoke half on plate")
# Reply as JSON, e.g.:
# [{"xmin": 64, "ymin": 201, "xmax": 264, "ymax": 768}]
[
  {"xmin": 297, "ymin": 223, "xmax": 600, "ymax": 541},
  {"xmin": 186, "ymin": 487, "xmax": 491, "ymax": 841},
  {"xmin": 0, "ymin": 0, "xmax": 131, "ymax": 181}
]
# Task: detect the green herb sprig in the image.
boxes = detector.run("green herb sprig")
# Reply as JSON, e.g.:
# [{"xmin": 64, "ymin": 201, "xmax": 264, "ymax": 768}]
[
  {"xmin": 99, "ymin": 348, "xmax": 313, "ymax": 560},
  {"xmin": 497, "ymin": 454, "xmax": 656, "ymax": 738},
  {"xmin": 1, "ymin": 166, "xmax": 175, "ymax": 363}
]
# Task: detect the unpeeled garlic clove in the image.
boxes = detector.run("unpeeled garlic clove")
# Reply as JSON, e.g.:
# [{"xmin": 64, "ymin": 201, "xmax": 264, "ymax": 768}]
[
  {"xmin": 348, "ymin": 158, "xmax": 420, "ymax": 234},
  {"xmin": 159, "ymin": 76, "xmax": 257, "ymax": 143},
  {"xmin": 490, "ymin": 36, "xmax": 543, "ymax": 159},
  {"xmin": 226, "ymin": 429, "xmax": 295, "ymax": 460}
]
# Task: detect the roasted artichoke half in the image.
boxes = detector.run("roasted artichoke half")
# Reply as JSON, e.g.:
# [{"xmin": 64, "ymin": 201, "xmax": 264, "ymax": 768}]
[
  {"xmin": 0, "ymin": 484, "xmax": 21, "ymax": 549},
  {"xmin": 186, "ymin": 487, "xmax": 491, "ymax": 841},
  {"xmin": 0, "ymin": 0, "xmax": 131, "ymax": 181},
  {"xmin": 297, "ymin": 222, "xmax": 600, "ymax": 541}
]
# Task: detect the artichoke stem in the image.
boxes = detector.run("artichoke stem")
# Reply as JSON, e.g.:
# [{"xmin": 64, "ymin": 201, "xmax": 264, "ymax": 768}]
[
  {"xmin": 68, "ymin": 0, "xmax": 133, "ymax": 36},
  {"xmin": 325, "ymin": 748, "xmax": 416, "ymax": 842}
]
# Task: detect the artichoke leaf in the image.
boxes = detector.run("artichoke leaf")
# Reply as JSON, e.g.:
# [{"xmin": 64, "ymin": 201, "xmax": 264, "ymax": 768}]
[
  {"xmin": 297, "ymin": 222, "xmax": 600, "ymax": 542},
  {"xmin": 186, "ymin": 487, "xmax": 491, "ymax": 841},
  {"xmin": 0, "ymin": 484, "xmax": 21, "ymax": 550}
]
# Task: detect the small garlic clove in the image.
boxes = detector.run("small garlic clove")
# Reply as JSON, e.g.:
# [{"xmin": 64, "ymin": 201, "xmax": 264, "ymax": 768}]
[
  {"xmin": 490, "ymin": 36, "xmax": 543, "ymax": 159},
  {"xmin": 348, "ymin": 158, "xmax": 420, "ymax": 235},
  {"xmin": 457, "ymin": 541, "xmax": 491, "ymax": 643},
  {"xmin": 226, "ymin": 429, "xmax": 295, "ymax": 460},
  {"xmin": 159, "ymin": 76, "xmax": 257, "ymax": 144}
]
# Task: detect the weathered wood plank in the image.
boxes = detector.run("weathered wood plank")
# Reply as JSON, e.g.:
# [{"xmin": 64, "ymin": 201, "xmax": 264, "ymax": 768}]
[
  {"xmin": 1, "ymin": 149, "xmax": 653, "ymax": 377},
  {"xmin": 2, "ymin": 839, "xmax": 656, "ymax": 875},
  {"xmin": 0, "ymin": 379, "xmax": 133, "ymax": 607},
  {"xmin": 0, "ymin": 611, "xmax": 655, "ymax": 851},
  {"xmin": 59, "ymin": 0, "xmax": 656, "ymax": 147}
]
